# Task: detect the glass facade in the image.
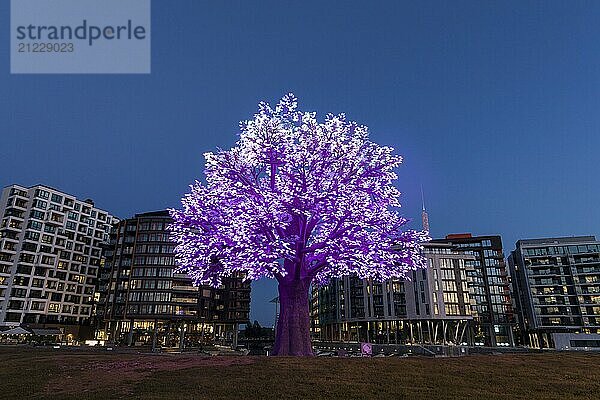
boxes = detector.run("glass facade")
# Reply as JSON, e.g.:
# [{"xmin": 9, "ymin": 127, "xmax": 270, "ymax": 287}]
[
  {"xmin": 96, "ymin": 211, "xmax": 250, "ymax": 348},
  {"xmin": 311, "ymin": 242, "xmax": 474, "ymax": 345},
  {"xmin": 509, "ymin": 236, "xmax": 600, "ymax": 348},
  {"xmin": 432, "ymin": 234, "xmax": 515, "ymax": 346}
]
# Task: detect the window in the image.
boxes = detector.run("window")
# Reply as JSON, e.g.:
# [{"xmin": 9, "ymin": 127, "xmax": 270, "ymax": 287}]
[
  {"xmin": 33, "ymin": 199, "xmax": 47, "ymax": 209},
  {"xmin": 40, "ymin": 234, "xmax": 52, "ymax": 244},
  {"xmin": 41, "ymin": 255, "xmax": 55, "ymax": 265},
  {"xmin": 39, "ymin": 245, "xmax": 52, "ymax": 254},
  {"xmin": 484, "ymin": 249, "xmax": 497, "ymax": 257},
  {"xmin": 35, "ymin": 189, "xmax": 50, "ymax": 199},
  {"xmin": 570, "ymin": 340, "xmax": 600, "ymax": 348},
  {"xmin": 50, "ymin": 213, "xmax": 64, "ymax": 223},
  {"xmin": 48, "ymin": 303, "xmax": 60, "ymax": 313},
  {"xmin": 24, "ymin": 231, "xmax": 40, "ymax": 241},
  {"xmin": 72, "ymin": 254, "xmax": 87, "ymax": 263},
  {"xmin": 8, "ymin": 220, "xmax": 22, "ymax": 229},
  {"xmin": 445, "ymin": 304, "xmax": 460, "ymax": 315},
  {"xmin": 10, "ymin": 188, "xmax": 28, "ymax": 197},
  {"xmin": 16, "ymin": 265, "xmax": 32, "ymax": 275},
  {"xmin": 43, "ymin": 225, "xmax": 56, "ymax": 234},
  {"xmin": 8, "ymin": 300, "xmax": 25, "ymax": 310},
  {"xmin": 19, "ymin": 253, "xmax": 35, "ymax": 263},
  {"xmin": 15, "ymin": 198, "xmax": 28, "ymax": 208},
  {"xmin": 11, "ymin": 288, "xmax": 27, "ymax": 297},
  {"xmin": 31, "ymin": 278, "xmax": 44, "ymax": 287},
  {"xmin": 443, "ymin": 292, "xmax": 458, "ymax": 303},
  {"xmin": 27, "ymin": 220, "xmax": 43, "ymax": 231}
]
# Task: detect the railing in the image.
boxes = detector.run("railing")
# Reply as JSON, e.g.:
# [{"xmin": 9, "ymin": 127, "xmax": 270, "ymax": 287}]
[{"xmin": 172, "ymin": 285, "xmax": 197, "ymax": 291}]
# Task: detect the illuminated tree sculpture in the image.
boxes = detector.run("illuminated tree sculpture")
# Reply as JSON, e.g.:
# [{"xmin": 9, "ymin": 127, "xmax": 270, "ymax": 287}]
[{"xmin": 169, "ymin": 94, "xmax": 428, "ymax": 356}]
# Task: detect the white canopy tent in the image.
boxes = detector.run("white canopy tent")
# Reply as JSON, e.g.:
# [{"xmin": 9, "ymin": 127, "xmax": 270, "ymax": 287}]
[{"xmin": 0, "ymin": 327, "xmax": 31, "ymax": 335}]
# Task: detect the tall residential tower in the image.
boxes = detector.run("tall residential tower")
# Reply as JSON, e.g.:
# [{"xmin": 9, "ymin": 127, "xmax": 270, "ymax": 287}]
[
  {"xmin": 0, "ymin": 184, "xmax": 117, "ymax": 339},
  {"xmin": 431, "ymin": 234, "xmax": 516, "ymax": 346},
  {"xmin": 96, "ymin": 211, "xmax": 251, "ymax": 348}
]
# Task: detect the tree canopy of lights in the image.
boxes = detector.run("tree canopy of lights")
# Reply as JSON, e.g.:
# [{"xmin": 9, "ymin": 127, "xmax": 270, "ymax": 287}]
[{"xmin": 169, "ymin": 94, "xmax": 428, "ymax": 356}]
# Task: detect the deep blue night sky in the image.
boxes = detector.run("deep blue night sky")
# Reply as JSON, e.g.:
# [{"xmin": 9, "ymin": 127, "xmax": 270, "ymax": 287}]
[{"xmin": 2, "ymin": 1, "xmax": 600, "ymax": 326}]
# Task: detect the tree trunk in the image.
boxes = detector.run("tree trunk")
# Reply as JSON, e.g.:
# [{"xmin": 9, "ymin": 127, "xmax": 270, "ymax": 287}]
[{"xmin": 272, "ymin": 278, "xmax": 313, "ymax": 356}]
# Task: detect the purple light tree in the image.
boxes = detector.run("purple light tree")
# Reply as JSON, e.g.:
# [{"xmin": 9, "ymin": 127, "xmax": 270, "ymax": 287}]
[{"xmin": 169, "ymin": 94, "xmax": 428, "ymax": 356}]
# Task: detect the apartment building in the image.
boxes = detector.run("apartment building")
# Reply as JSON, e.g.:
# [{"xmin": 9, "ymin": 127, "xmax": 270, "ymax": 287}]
[
  {"xmin": 96, "ymin": 211, "xmax": 250, "ymax": 348},
  {"xmin": 431, "ymin": 234, "xmax": 516, "ymax": 346},
  {"xmin": 0, "ymin": 184, "xmax": 117, "ymax": 339},
  {"xmin": 311, "ymin": 241, "xmax": 474, "ymax": 345},
  {"xmin": 508, "ymin": 236, "xmax": 600, "ymax": 349}
]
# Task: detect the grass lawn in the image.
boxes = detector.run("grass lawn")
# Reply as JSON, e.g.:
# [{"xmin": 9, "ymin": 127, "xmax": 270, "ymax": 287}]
[{"xmin": 0, "ymin": 347, "xmax": 599, "ymax": 400}]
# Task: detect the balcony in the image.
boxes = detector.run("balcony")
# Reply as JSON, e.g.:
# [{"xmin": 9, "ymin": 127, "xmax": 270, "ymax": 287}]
[
  {"xmin": 9, "ymin": 189, "xmax": 29, "ymax": 198},
  {"xmin": 1, "ymin": 244, "xmax": 17, "ymax": 254},
  {"xmin": 12, "ymin": 201, "xmax": 28, "ymax": 210},
  {"xmin": 3, "ymin": 217, "xmax": 23, "ymax": 230},
  {"xmin": 532, "ymin": 289, "xmax": 565, "ymax": 296},
  {"xmin": 575, "ymin": 268, "xmax": 600, "ymax": 275},
  {"xmin": 172, "ymin": 297, "xmax": 198, "ymax": 304},
  {"xmin": 573, "ymin": 257, "xmax": 600, "ymax": 265},
  {"xmin": 172, "ymin": 285, "xmax": 197, "ymax": 292},
  {"xmin": 3, "ymin": 209, "xmax": 25, "ymax": 220},
  {"xmin": 527, "ymin": 266, "xmax": 566, "ymax": 276},
  {"xmin": 0, "ymin": 253, "xmax": 15, "ymax": 263}
]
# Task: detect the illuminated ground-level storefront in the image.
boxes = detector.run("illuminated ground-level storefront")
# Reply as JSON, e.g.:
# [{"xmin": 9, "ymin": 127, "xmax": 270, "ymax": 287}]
[
  {"xmin": 310, "ymin": 241, "xmax": 516, "ymax": 347},
  {"xmin": 314, "ymin": 318, "xmax": 472, "ymax": 345},
  {"xmin": 97, "ymin": 319, "xmax": 241, "ymax": 348}
]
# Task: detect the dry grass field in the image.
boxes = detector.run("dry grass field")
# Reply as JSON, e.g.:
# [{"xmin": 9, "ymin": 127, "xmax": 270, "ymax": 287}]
[{"xmin": 0, "ymin": 347, "xmax": 599, "ymax": 400}]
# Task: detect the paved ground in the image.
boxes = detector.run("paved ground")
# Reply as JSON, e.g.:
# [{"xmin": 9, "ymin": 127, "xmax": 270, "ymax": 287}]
[{"xmin": 0, "ymin": 346, "xmax": 599, "ymax": 399}]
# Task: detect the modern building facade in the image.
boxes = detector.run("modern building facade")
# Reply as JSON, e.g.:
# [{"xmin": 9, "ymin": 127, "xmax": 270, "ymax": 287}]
[
  {"xmin": 0, "ymin": 184, "xmax": 117, "ymax": 339},
  {"xmin": 508, "ymin": 236, "xmax": 600, "ymax": 349},
  {"xmin": 311, "ymin": 241, "xmax": 474, "ymax": 346},
  {"xmin": 431, "ymin": 234, "xmax": 516, "ymax": 346},
  {"xmin": 96, "ymin": 211, "xmax": 250, "ymax": 348}
]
